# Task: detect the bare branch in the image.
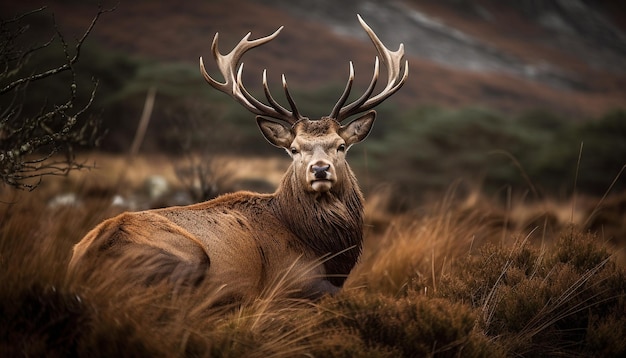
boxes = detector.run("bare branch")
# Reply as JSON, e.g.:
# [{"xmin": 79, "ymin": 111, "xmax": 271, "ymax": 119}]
[
  {"xmin": 0, "ymin": 5, "xmax": 112, "ymax": 95},
  {"xmin": 0, "ymin": 4, "xmax": 111, "ymax": 190}
]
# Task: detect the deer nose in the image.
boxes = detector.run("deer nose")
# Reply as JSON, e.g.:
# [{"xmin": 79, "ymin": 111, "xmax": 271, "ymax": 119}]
[{"xmin": 311, "ymin": 164, "xmax": 331, "ymax": 179}]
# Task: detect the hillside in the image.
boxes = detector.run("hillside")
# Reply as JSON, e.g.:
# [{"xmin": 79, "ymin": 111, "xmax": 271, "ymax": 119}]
[{"xmin": 3, "ymin": 0, "xmax": 625, "ymax": 118}]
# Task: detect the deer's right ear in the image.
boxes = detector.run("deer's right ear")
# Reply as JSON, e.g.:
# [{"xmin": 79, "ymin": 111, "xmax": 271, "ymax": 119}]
[{"xmin": 257, "ymin": 116, "xmax": 295, "ymax": 148}]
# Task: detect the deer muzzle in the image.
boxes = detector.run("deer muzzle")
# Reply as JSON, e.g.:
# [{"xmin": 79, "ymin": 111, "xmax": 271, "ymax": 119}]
[{"xmin": 309, "ymin": 161, "xmax": 334, "ymax": 192}]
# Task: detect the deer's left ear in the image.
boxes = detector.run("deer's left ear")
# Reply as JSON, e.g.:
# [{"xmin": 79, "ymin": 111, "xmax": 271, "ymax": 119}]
[
  {"xmin": 257, "ymin": 116, "xmax": 295, "ymax": 148},
  {"xmin": 339, "ymin": 110, "xmax": 376, "ymax": 147}
]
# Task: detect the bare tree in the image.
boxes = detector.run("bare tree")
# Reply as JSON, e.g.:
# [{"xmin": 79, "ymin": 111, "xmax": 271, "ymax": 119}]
[{"xmin": 0, "ymin": 5, "xmax": 112, "ymax": 190}]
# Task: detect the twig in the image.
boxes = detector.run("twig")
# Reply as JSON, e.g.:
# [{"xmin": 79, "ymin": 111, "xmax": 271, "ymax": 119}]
[{"xmin": 0, "ymin": 5, "xmax": 112, "ymax": 95}]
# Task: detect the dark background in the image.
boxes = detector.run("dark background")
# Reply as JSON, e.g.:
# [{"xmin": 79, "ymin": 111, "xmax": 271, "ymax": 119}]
[{"xmin": 2, "ymin": 0, "xmax": 625, "ymax": 200}]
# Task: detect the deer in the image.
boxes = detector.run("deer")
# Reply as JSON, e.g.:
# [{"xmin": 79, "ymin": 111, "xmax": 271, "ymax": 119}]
[{"xmin": 67, "ymin": 15, "xmax": 408, "ymax": 301}]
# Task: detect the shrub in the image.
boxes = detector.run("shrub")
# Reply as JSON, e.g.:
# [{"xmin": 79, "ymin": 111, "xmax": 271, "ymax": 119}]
[
  {"xmin": 440, "ymin": 229, "xmax": 626, "ymax": 357},
  {"xmin": 320, "ymin": 293, "xmax": 501, "ymax": 357},
  {"xmin": 530, "ymin": 110, "xmax": 626, "ymax": 196}
]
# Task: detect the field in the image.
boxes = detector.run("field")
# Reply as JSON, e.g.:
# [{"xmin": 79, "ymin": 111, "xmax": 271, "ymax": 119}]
[
  {"xmin": 2, "ymin": 1, "xmax": 626, "ymax": 356},
  {"xmin": 1, "ymin": 153, "xmax": 625, "ymax": 357}
]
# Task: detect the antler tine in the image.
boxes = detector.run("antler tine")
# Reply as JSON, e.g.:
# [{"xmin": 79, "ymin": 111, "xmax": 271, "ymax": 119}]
[
  {"xmin": 236, "ymin": 64, "xmax": 286, "ymax": 116},
  {"xmin": 262, "ymin": 70, "xmax": 291, "ymax": 117},
  {"xmin": 281, "ymin": 74, "xmax": 303, "ymax": 121},
  {"xmin": 329, "ymin": 61, "xmax": 355, "ymax": 119},
  {"xmin": 338, "ymin": 57, "xmax": 380, "ymax": 117},
  {"xmin": 236, "ymin": 68, "xmax": 304, "ymax": 125},
  {"xmin": 200, "ymin": 26, "xmax": 302, "ymax": 125},
  {"xmin": 333, "ymin": 15, "xmax": 409, "ymax": 122}
]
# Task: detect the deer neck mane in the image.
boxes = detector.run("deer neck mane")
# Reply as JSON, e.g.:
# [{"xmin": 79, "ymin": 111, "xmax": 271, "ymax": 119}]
[{"xmin": 273, "ymin": 164, "xmax": 364, "ymax": 286}]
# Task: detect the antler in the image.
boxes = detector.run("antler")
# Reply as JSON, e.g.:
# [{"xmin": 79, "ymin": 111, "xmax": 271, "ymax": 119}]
[
  {"xmin": 329, "ymin": 15, "xmax": 409, "ymax": 122},
  {"xmin": 200, "ymin": 27, "xmax": 305, "ymax": 125}
]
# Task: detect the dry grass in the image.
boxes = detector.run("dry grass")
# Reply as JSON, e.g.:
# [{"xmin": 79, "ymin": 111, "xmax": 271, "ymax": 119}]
[{"xmin": 1, "ymin": 153, "xmax": 625, "ymax": 357}]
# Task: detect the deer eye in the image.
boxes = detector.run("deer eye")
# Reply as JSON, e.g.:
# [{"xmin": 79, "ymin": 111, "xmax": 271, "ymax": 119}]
[
  {"xmin": 290, "ymin": 147, "xmax": 299, "ymax": 155},
  {"xmin": 337, "ymin": 143, "xmax": 346, "ymax": 152}
]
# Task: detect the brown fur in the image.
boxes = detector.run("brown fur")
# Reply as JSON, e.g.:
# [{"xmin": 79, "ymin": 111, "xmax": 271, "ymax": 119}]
[
  {"xmin": 69, "ymin": 15, "xmax": 406, "ymax": 299},
  {"xmin": 68, "ymin": 117, "xmax": 369, "ymax": 301}
]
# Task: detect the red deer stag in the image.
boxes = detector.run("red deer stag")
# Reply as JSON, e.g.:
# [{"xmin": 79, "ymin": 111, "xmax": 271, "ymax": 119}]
[{"xmin": 68, "ymin": 15, "xmax": 408, "ymax": 300}]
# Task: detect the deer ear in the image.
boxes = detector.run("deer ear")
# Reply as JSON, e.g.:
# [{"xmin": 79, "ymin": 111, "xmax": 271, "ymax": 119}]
[
  {"xmin": 257, "ymin": 116, "xmax": 294, "ymax": 148},
  {"xmin": 339, "ymin": 110, "xmax": 376, "ymax": 146}
]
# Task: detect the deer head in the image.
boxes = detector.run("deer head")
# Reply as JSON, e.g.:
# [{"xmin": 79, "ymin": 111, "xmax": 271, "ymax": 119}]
[{"xmin": 200, "ymin": 15, "xmax": 408, "ymax": 194}]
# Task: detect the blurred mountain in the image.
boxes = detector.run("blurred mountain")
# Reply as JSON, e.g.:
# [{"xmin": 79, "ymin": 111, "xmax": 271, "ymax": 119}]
[{"xmin": 3, "ymin": 0, "xmax": 625, "ymax": 117}]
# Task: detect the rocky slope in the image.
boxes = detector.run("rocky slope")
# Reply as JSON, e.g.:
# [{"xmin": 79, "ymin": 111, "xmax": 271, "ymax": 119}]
[{"xmin": 3, "ymin": 0, "xmax": 625, "ymax": 117}]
